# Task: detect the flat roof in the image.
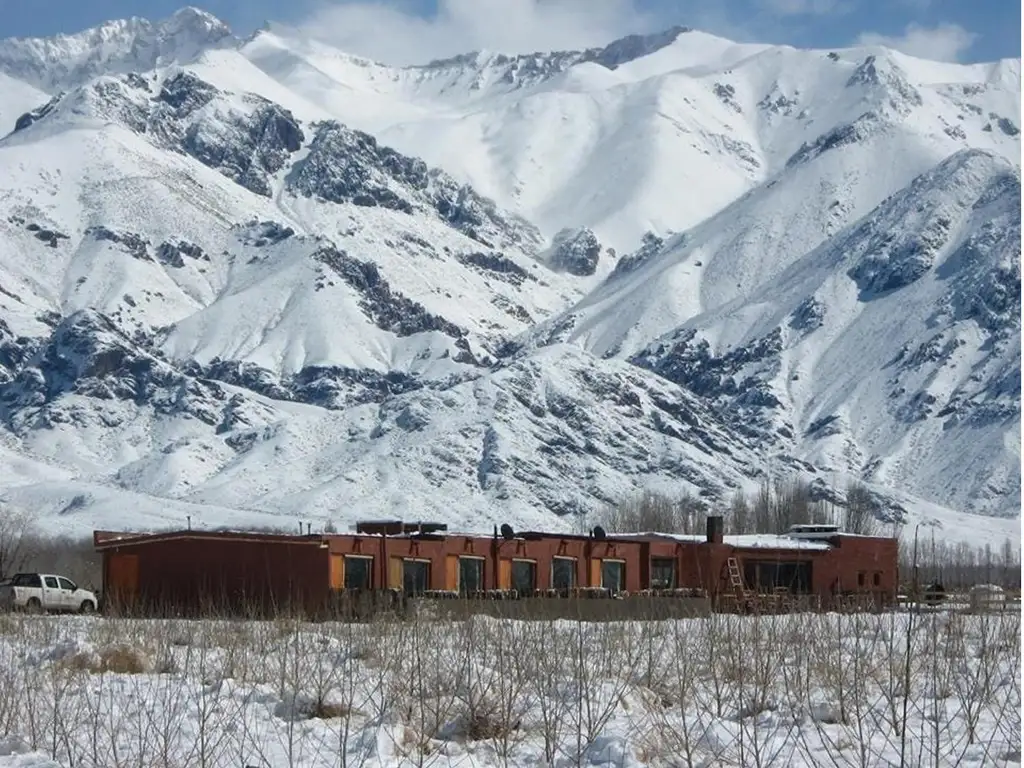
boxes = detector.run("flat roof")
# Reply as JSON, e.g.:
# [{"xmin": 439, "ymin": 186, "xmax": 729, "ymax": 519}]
[
  {"xmin": 611, "ymin": 532, "xmax": 832, "ymax": 551},
  {"xmin": 93, "ymin": 529, "xmax": 333, "ymax": 550}
]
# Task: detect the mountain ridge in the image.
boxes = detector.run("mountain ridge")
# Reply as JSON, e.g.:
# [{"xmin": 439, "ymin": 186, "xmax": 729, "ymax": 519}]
[{"xmin": 0, "ymin": 8, "xmax": 1019, "ymax": 547}]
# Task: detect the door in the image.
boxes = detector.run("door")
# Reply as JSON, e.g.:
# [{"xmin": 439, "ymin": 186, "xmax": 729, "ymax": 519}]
[
  {"xmin": 41, "ymin": 576, "xmax": 62, "ymax": 610},
  {"xmin": 57, "ymin": 577, "xmax": 79, "ymax": 610}
]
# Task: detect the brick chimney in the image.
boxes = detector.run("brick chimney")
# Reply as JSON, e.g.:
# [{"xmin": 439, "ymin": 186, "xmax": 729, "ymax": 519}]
[{"xmin": 706, "ymin": 515, "xmax": 724, "ymax": 544}]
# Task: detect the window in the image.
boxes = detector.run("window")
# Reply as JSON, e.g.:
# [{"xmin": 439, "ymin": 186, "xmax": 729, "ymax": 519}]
[
  {"xmin": 857, "ymin": 572, "xmax": 865, "ymax": 587},
  {"xmin": 344, "ymin": 557, "xmax": 372, "ymax": 590},
  {"xmin": 403, "ymin": 560, "xmax": 430, "ymax": 595},
  {"xmin": 58, "ymin": 578, "xmax": 76, "ymax": 592},
  {"xmin": 601, "ymin": 560, "xmax": 625, "ymax": 592},
  {"xmin": 872, "ymin": 572, "xmax": 881, "ymax": 587},
  {"xmin": 512, "ymin": 560, "xmax": 536, "ymax": 593},
  {"xmin": 459, "ymin": 558, "xmax": 484, "ymax": 593},
  {"xmin": 744, "ymin": 561, "xmax": 813, "ymax": 593},
  {"xmin": 44, "ymin": 577, "xmax": 59, "ymax": 589},
  {"xmin": 12, "ymin": 574, "xmax": 41, "ymax": 588},
  {"xmin": 651, "ymin": 558, "xmax": 676, "ymax": 589},
  {"xmin": 552, "ymin": 557, "xmax": 576, "ymax": 590}
]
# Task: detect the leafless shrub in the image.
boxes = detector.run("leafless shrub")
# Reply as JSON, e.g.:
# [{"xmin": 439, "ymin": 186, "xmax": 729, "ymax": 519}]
[
  {"xmin": 0, "ymin": 504, "xmax": 36, "ymax": 580},
  {"xmin": 0, "ymin": 601, "xmax": 1018, "ymax": 767}
]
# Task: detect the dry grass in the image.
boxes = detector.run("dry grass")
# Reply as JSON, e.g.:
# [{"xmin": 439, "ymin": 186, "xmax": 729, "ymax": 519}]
[
  {"xmin": 59, "ymin": 644, "xmax": 152, "ymax": 675},
  {"xmin": 0, "ymin": 608, "xmax": 1017, "ymax": 768}
]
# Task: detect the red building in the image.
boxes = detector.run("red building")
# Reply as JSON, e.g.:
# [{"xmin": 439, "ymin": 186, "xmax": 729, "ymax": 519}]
[{"xmin": 93, "ymin": 517, "xmax": 898, "ymax": 616}]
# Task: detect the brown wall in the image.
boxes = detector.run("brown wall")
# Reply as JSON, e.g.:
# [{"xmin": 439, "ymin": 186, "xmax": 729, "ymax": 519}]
[
  {"xmin": 103, "ymin": 536, "xmax": 331, "ymax": 615},
  {"xmin": 326, "ymin": 533, "xmax": 648, "ymax": 592},
  {"xmin": 97, "ymin": 528, "xmax": 901, "ymax": 616}
]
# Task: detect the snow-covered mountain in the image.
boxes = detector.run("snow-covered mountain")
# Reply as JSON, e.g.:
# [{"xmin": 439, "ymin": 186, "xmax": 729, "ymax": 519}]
[{"xmin": 0, "ymin": 9, "xmax": 1019, "ymax": 546}]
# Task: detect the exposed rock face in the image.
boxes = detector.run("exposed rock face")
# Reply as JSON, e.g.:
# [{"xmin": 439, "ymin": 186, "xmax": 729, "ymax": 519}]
[
  {"xmin": 312, "ymin": 245, "xmax": 466, "ymax": 339},
  {"xmin": 13, "ymin": 93, "xmax": 63, "ymax": 132},
  {"xmin": 417, "ymin": 26, "xmax": 690, "ymax": 88},
  {"xmin": 290, "ymin": 121, "xmax": 543, "ymax": 252},
  {"xmin": 610, "ymin": 232, "xmax": 664, "ymax": 279},
  {"xmin": 547, "ymin": 227, "xmax": 601, "ymax": 276},
  {"xmin": 0, "ymin": 310, "xmax": 230, "ymax": 431}
]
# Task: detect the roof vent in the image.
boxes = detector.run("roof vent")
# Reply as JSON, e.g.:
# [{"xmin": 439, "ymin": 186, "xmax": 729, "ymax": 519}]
[
  {"xmin": 355, "ymin": 520, "xmax": 448, "ymax": 535},
  {"xmin": 786, "ymin": 523, "xmax": 841, "ymax": 540}
]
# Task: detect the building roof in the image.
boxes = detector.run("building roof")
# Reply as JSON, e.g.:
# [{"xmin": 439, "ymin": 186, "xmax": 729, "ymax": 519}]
[
  {"xmin": 610, "ymin": 532, "xmax": 832, "ymax": 551},
  {"xmin": 93, "ymin": 529, "xmax": 332, "ymax": 550}
]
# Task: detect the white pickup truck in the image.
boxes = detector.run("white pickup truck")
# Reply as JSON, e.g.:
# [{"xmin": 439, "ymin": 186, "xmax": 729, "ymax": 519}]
[{"xmin": 0, "ymin": 573, "xmax": 99, "ymax": 614}]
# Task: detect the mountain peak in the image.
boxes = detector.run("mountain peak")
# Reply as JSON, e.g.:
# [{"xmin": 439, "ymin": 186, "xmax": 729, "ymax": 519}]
[
  {"xmin": 0, "ymin": 6, "xmax": 234, "ymax": 92},
  {"xmin": 162, "ymin": 6, "xmax": 232, "ymax": 38},
  {"xmin": 413, "ymin": 24, "xmax": 689, "ymax": 87}
]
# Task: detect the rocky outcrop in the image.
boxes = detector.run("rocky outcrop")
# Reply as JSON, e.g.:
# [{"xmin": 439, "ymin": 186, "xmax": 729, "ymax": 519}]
[
  {"xmin": 547, "ymin": 227, "xmax": 601, "ymax": 276},
  {"xmin": 290, "ymin": 121, "xmax": 543, "ymax": 252}
]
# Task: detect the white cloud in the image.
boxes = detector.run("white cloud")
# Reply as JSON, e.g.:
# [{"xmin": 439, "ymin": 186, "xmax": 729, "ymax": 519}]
[
  {"xmin": 758, "ymin": 0, "xmax": 850, "ymax": 15},
  {"xmin": 856, "ymin": 22, "xmax": 977, "ymax": 62},
  {"xmin": 297, "ymin": 0, "xmax": 657, "ymax": 65}
]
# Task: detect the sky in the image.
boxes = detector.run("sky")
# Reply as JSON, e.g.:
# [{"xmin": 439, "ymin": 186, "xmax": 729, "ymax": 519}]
[{"xmin": 0, "ymin": 0, "xmax": 1019, "ymax": 66}]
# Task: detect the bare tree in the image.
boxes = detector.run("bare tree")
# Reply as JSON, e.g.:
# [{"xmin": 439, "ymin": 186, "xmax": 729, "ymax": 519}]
[
  {"xmin": 0, "ymin": 504, "xmax": 35, "ymax": 580},
  {"xmin": 842, "ymin": 482, "xmax": 879, "ymax": 535}
]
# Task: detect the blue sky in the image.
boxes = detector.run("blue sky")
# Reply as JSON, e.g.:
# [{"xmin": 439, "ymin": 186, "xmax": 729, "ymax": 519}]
[{"xmin": 0, "ymin": 0, "xmax": 1018, "ymax": 65}]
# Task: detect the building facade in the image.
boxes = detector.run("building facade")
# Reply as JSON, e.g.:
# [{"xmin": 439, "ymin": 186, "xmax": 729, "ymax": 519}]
[{"xmin": 93, "ymin": 517, "xmax": 899, "ymax": 617}]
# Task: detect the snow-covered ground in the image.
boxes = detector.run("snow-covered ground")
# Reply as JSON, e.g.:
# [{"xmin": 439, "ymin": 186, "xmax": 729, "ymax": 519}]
[{"xmin": 0, "ymin": 610, "xmax": 1019, "ymax": 767}]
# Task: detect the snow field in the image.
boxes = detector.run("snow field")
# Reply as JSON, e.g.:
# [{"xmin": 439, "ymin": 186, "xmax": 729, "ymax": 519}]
[{"xmin": 0, "ymin": 608, "xmax": 1019, "ymax": 767}]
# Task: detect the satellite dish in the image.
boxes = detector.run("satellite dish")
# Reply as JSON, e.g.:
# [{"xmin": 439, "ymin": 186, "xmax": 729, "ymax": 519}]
[
  {"xmin": 500, "ymin": 523, "xmax": 515, "ymax": 540},
  {"xmin": 591, "ymin": 525, "xmax": 607, "ymax": 541}
]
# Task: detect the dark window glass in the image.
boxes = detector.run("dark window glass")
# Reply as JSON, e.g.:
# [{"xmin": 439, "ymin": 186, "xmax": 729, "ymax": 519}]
[
  {"xmin": 651, "ymin": 558, "xmax": 676, "ymax": 589},
  {"xmin": 403, "ymin": 561, "xmax": 430, "ymax": 595},
  {"xmin": 44, "ymin": 576, "xmax": 59, "ymax": 589},
  {"xmin": 872, "ymin": 572, "xmax": 880, "ymax": 587},
  {"xmin": 601, "ymin": 561, "xmax": 624, "ymax": 592},
  {"xmin": 552, "ymin": 558, "xmax": 576, "ymax": 590},
  {"xmin": 58, "ymin": 578, "xmax": 76, "ymax": 591},
  {"xmin": 345, "ymin": 557, "xmax": 372, "ymax": 590},
  {"xmin": 512, "ymin": 560, "xmax": 535, "ymax": 593},
  {"xmin": 12, "ymin": 574, "xmax": 41, "ymax": 587},
  {"xmin": 744, "ymin": 561, "xmax": 813, "ymax": 593},
  {"xmin": 459, "ymin": 558, "xmax": 484, "ymax": 593},
  {"xmin": 858, "ymin": 572, "xmax": 865, "ymax": 587}
]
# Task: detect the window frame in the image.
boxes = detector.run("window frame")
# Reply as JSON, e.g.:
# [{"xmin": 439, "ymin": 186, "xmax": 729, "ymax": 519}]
[
  {"xmin": 458, "ymin": 556, "xmax": 486, "ymax": 593},
  {"xmin": 600, "ymin": 559, "xmax": 626, "ymax": 593},
  {"xmin": 551, "ymin": 556, "xmax": 577, "ymax": 590},
  {"xmin": 650, "ymin": 557, "xmax": 676, "ymax": 590},
  {"xmin": 511, "ymin": 558, "xmax": 536, "ymax": 593},
  {"xmin": 402, "ymin": 558, "xmax": 431, "ymax": 595},
  {"xmin": 344, "ymin": 555, "xmax": 373, "ymax": 590}
]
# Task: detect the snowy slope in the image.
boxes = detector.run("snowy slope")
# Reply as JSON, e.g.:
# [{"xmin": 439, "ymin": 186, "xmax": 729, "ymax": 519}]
[
  {"xmin": 611, "ymin": 149, "xmax": 1020, "ymax": 518},
  {"xmin": 0, "ymin": 8, "xmax": 1019, "ymax": 545},
  {"xmin": 223, "ymin": 27, "xmax": 1020, "ymax": 255}
]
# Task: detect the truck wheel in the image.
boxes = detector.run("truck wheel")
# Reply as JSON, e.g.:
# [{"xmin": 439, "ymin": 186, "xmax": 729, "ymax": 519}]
[
  {"xmin": 25, "ymin": 597, "xmax": 42, "ymax": 614},
  {"xmin": 79, "ymin": 601, "xmax": 95, "ymax": 615}
]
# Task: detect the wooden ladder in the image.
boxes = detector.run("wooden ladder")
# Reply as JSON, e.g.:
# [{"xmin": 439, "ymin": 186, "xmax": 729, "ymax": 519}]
[{"xmin": 726, "ymin": 557, "xmax": 747, "ymax": 598}]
